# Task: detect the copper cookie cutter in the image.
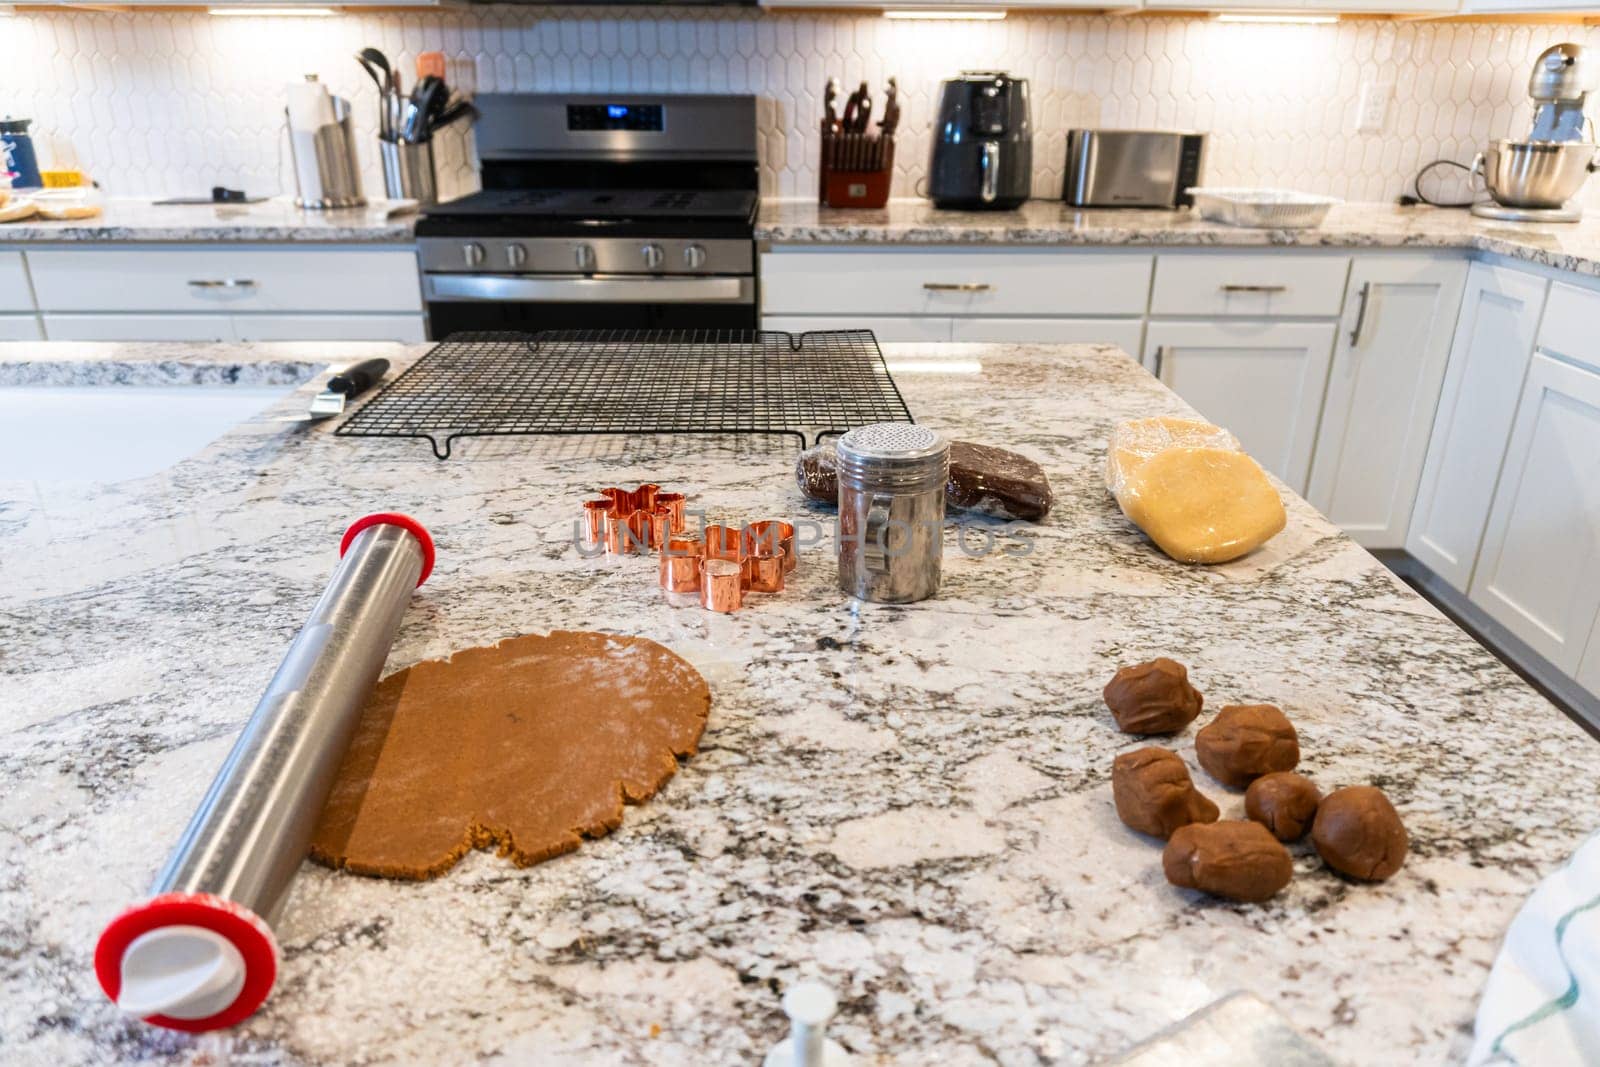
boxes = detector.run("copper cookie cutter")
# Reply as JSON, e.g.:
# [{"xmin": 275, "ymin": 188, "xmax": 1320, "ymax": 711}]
[
  {"xmin": 660, "ymin": 520, "xmax": 796, "ymax": 611},
  {"xmin": 582, "ymin": 483, "xmax": 687, "ymax": 555}
]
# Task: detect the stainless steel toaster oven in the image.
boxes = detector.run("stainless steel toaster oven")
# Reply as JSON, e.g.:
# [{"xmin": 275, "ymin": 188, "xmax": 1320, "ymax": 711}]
[{"xmin": 1062, "ymin": 130, "xmax": 1207, "ymax": 208}]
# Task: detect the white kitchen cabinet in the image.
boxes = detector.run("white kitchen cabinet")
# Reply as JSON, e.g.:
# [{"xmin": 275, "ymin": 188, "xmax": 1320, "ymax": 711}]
[
  {"xmin": 1578, "ymin": 620, "xmax": 1600, "ymax": 697},
  {"xmin": 762, "ymin": 315, "xmax": 951, "ymax": 343},
  {"xmin": 1142, "ymin": 320, "xmax": 1336, "ymax": 494},
  {"xmin": 0, "ymin": 314, "xmax": 42, "ymax": 340},
  {"xmin": 1306, "ymin": 256, "xmax": 1467, "ymax": 550},
  {"xmin": 1150, "ymin": 253, "xmax": 1350, "ymax": 318},
  {"xmin": 760, "ymin": 248, "xmax": 1153, "ymax": 318},
  {"xmin": 27, "ymin": 248, "xmax": 421, "ymax": 314},
  {"xmin": 232, "ymin": 314, "xmax": 425, "ymax": 342},
  {"xmin": 1407, "ymin": 262, "xmax": 1547, "ymax": 591},
  {"xmin": 0, "ymin": 252, "xmax": 33, "ymax": 313},
  {"xmin": 42, "ymin": 314, "xmax": 234, "ymax": 342},
  {"xmin": 1470, "ymin": 352, "xmax": 1600, "ymax": 674}
]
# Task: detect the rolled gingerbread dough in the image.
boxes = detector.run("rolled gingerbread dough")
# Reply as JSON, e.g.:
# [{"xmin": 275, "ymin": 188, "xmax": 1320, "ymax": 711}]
[{"xmin": 309, "ymin": 631, "xmax": 710, "ymax": 880}]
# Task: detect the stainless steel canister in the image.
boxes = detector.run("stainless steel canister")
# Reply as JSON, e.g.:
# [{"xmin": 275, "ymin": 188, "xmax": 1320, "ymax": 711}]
[{"xmin": 836, "ymin": 423, "xmax": 949, "ymax": 604}]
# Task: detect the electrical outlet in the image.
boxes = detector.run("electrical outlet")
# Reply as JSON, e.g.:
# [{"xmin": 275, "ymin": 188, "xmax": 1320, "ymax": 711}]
[{"xmin": 1355, "ymin": 80, "xmax": 1393, "ymax": 134}]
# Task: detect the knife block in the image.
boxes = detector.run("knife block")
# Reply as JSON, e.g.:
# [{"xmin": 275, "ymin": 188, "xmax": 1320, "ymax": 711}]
[{"xmin": 819, "ymin": 134, "xmax": 895, "ymax": 209}]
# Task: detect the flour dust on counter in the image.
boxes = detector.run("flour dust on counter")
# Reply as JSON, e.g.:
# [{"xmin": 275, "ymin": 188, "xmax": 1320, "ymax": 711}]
[{"xmin": 1, "ymin": 340, "xmax": 1596, "ymax": 1066}]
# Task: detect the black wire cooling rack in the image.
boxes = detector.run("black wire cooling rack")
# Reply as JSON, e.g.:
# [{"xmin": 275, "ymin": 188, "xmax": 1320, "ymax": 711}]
[{"xmin": 334, "ymin": 329, "xmax": 915, "ymax": 459}]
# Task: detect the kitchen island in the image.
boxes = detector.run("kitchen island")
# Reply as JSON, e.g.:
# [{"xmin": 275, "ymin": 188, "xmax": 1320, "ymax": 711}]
[{"xmin": 1, "ymin": 340, "xmax": 1594, "ymax": 1066}]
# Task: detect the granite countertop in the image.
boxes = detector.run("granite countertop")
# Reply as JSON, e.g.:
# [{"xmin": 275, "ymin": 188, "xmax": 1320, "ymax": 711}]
[
  {"xmin": 2, "ymin": 340, "xmax": 1595, "ymax": 1066},
  {"xmin": 0, "ymin": 197, "xmax": 418, "ymax": 243},
  {"xmin": 757, "ymin": 200, "xmax": 1600, "ymax": 277}
]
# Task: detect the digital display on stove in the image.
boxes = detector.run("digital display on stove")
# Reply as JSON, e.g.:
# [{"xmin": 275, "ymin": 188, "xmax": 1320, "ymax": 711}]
[{"xmin": 567, "ymin": 104, "xmax": 664, "ymax": 132}]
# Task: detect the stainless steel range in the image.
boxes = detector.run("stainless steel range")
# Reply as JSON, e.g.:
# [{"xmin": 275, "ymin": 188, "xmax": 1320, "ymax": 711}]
[{"xmin": 417, "ymin": 93, "xmax": 758, "ymax": 338}]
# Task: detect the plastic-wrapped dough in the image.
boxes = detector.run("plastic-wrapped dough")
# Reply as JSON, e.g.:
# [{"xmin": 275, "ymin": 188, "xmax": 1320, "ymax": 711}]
[{"xmin": 1106, "ymin": 417, "xmax": 1285, "ymax": 565}]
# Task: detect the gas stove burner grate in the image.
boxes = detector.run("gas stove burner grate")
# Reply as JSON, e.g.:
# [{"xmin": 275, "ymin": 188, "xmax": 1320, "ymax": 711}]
[{"xmin": 334, "ymin": 329, "xmax": 914, "ymax": 459}]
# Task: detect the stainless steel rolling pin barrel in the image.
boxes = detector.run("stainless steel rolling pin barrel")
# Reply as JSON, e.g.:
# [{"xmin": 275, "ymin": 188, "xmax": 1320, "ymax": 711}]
[{"xmin": 94, "ymin": 513, "xmax": 435, "ymax": 1033}]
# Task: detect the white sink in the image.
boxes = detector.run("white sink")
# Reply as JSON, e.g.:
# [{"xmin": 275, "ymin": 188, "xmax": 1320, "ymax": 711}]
[{"xmin": 0, "ymin": 384, "xmax": 294, "ymax": 483}]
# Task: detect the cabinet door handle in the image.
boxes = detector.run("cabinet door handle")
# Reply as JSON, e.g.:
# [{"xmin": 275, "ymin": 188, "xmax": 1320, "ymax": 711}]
[
  {"xmin": 1221, "ymin": 284, "xmax": 1287, "ymax": 294},
  {"xmin": 188, "ymin": 279, "xmax": 258, "ymax": 290},
  {"xmin": 1349, "ymin": 282, "xmax": 1372, "ymax": 346},
  {"xmin": 922, "ymin": 282, "xmax": 992, "ymax": 292},
  {"xmin": 1153, "ymin": 345, "xmax": 1165, "ymax": 378}
]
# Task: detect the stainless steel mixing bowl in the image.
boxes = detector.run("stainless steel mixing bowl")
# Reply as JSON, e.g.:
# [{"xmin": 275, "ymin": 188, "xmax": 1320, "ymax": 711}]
[{"xmin": 1473, "ymin": 139, "xmax": 1600, "ymax": 209}]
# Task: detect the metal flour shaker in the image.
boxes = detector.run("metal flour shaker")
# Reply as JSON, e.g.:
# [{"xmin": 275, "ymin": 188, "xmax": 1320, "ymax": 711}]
[{"xmin": 836, "ymin": 423, "xmax": 950, "ymax": 604}]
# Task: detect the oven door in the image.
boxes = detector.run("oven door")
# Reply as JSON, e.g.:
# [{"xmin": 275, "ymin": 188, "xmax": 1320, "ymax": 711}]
[{"xmin": 424, "ymin": 274, "xmax": 757, "ymax": 338}]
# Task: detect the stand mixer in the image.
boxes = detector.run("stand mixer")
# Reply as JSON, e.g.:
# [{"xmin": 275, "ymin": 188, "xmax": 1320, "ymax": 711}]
[{"xmin": 1472, "ymin": 43, "xmax": 1600, "ymax": 223}]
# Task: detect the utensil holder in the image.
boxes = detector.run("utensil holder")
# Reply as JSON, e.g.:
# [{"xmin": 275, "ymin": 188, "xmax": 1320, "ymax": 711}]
[
  {"xmin": 380, "ymin": 139, "xmax": 437, "ymax": 205},
  {"xmin": 820, "ymin": 134, "xmax": 894, "ymax": 209}
]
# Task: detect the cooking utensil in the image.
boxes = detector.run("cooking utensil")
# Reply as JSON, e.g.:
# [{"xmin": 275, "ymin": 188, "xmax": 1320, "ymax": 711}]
[
  {"xmin": 416, "ymin": 51, "xmax": 447, "ymax": 82},
  {"xmin": 94, "ymin": 514, "xmax": 435, "ymax": 1032},
  {"xmin": 154, "ymin": 187, "xmax": 266, "ymax": 206},
  {"xmin": 430, "ymin": 98, "xmax": 478, "ymax": 134},
  {"xmin": 404, "ymin": 76, "xmax": 446, "ymax": 143},
  {"xmin": 274, "ymin": 358, "xmax": 390, "ymax": 422}
]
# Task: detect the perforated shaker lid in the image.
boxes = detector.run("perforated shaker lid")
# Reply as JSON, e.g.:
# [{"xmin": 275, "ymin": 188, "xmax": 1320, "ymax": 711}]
[{"xmin": 837, "ymin": 422, "xmax": 947, "ymax": 463}]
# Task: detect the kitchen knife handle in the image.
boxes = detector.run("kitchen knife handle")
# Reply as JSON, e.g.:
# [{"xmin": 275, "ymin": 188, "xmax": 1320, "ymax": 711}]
[{"xmin": 327, "ymin": 358, "xmax": 390, "ymax": 397}]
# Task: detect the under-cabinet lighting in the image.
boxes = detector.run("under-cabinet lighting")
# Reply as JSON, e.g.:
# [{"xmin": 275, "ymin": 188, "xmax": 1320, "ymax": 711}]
[
  {"xmin": 208, "ymin": 6, "xmax": 339, "ymax": 15},
  {"xmin": 1214, "ymin": 11, "xmax": 1339, "ymax": 22},
  {"xmin": 884, "ymin": 9, "xmax": 1007, "ymax": 19}
]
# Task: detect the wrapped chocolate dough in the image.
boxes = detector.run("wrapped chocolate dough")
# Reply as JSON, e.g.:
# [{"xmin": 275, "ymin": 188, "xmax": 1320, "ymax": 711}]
[{"xmin": 795, "ymin": 440, "xmax": 1053, "ymax": 522}]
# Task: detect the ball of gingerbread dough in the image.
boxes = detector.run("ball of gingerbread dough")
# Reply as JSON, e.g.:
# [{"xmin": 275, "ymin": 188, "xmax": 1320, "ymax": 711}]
[
  {"xmin": 1312, "ymin": 785, "xmax": 1409, "ymax": 881},
  {"xmin": 1102, "ymin": 658, "xmax": 1204, "ymax": 735},
  {"xmin": 1162, "ymin": 820, "xmax": 1294, "ymax": 903},
  {"xmin": 1112, "ymin": 747, "xmax": 1220, "ymax": 839},
  {"xmin": 1245, "ymin": 771, "xmax": 1322, "ymax": 842},
  {"xmin": 1195, "ymin": 704, "xmax": 1300, "ymax": 788}
]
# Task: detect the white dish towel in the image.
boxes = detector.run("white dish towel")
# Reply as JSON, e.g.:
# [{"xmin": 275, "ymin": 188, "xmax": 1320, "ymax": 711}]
[{"xmin": 1470, "ymin": 830, "xmax": 1600, "ymax": 1065}]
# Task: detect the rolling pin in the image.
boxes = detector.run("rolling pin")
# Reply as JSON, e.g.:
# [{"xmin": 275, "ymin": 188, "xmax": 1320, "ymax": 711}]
[{"xmin": 94, "ymin": 513, "xmax": 435, "ymax": 1032}]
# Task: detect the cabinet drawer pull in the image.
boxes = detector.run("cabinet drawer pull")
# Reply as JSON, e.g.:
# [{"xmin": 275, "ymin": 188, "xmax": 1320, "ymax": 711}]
[
  {"xmin": 1349, "ymin": 282, "xmax": 1372, "ymax": 346},
  {"xmin": 923, "ymin": 282, "xmax": 992, "ymax": 292},
  {"xmin": 188, "ymin": 279, "xmax": 258, "ymax": 290},
  {"xmin": 1220, "ymin": 284, "xmax": 1288, "ymax": 294}
]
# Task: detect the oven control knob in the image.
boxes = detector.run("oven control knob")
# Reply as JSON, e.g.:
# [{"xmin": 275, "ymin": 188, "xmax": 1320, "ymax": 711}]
[
  {"xmin": 574, "ymin": 243, "xmax": 597, "ymax": 273},
  {"xmin": 506, "ymin": 242, "xmax": 528, "ymax": 268},
  {"xmin": 462, "ymin": 242, "xmax": 486, "ymax": 268},
  {"xmin": 683, "ymin": 244, "xmax": 708, "ymax": 270},
  {"xmin": 641, "ymin": 244, "xmax": 666, "ymax": 271}
]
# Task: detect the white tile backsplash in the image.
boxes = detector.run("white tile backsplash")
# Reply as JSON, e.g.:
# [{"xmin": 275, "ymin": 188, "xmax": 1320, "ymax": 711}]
[{"xmin": 3, "ymin": 6, "xmax": 1597, "ymax": 208}]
